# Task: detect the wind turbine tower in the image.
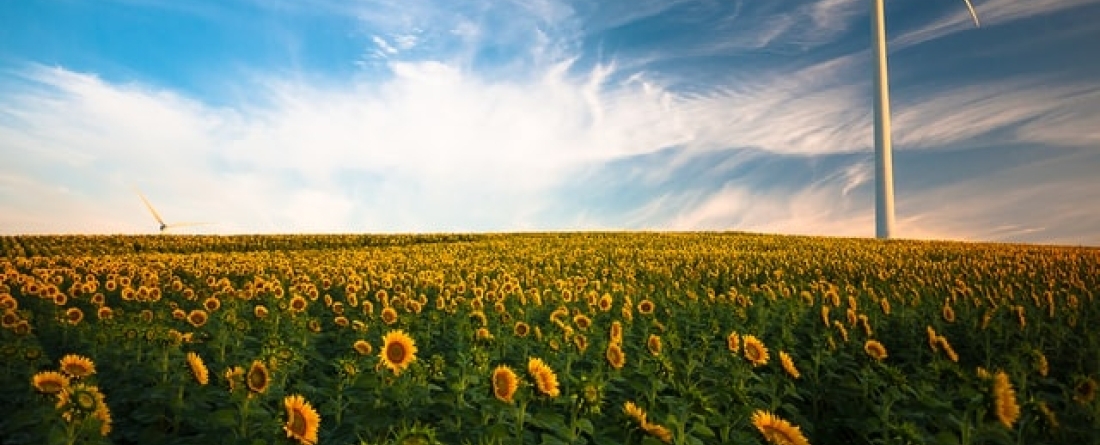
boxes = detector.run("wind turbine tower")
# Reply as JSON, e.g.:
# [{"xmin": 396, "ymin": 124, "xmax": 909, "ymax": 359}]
[{"xmin": 872, "ymin": 0, "xmax": 979, "ymax": 239}]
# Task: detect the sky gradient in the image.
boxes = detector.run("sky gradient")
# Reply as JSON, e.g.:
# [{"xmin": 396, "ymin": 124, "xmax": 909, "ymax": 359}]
[{"xmin": 2, "ymin": 0, "xmax": 1099, "ymax": 245}]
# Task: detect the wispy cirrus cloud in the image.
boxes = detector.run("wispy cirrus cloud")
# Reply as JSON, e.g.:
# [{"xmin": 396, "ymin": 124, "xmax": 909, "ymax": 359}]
[{"xmin": 893, "ymin": 0, "xmax": 1100, "ymax": 48}]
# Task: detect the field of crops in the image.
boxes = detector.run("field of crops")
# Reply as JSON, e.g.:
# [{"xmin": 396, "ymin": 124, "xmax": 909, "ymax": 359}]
[{"xmin": 1, "ymin": 232, "xmax": 1097, "ymax": 445}]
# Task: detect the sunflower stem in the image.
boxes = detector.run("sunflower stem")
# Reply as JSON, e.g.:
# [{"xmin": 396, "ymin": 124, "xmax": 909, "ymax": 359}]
[
  {"xmin": 238, "ymin": 395, "xmax": 251, "ymax": 438},
  {"xmin": 514, "ymin": 399, "xmax": 528, "ymax": 441}
]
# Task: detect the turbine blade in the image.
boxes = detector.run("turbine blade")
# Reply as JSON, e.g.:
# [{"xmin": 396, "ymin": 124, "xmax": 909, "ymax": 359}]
[
  {"xmin": 961, "ymin": 0, "xmax": 980, "ymax": 27},
  {"xmin": 133, "ymin": 187, "xmax": 166, "ymax": 226}
]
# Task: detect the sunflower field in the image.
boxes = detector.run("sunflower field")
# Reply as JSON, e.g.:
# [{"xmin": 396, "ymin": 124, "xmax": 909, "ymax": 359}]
[{"xmin": 0, "ymin": 232, "xmax": 1097, "ymax": 445}]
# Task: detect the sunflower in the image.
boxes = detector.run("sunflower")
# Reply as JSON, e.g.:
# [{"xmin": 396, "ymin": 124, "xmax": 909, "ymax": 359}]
[
  {"xmin": 573, "ymin": 314, "xmax": 592, "ymax": 331},
  {"xmin": 820, "ymin": 306, "xmax": 830, "ymax": 327},
  {"xmin": 647, "ymin": 334, "xmax": 662, "ymax": 356},
  {"xmin": 573, "ymin": 334, "xmax": 589, "ymax": 352},
  {"xmin": 527, "ymin": 357, "xmax": 561, "ymax": 398},
  {"xmin": 832, "ymin": 321, "xmax": 849, "ymax": 343},
  {"xmin": 637, "ymin": 299, "xmax": 655, "ymax": 315},
  {"xmin": 1034, "ymin": 351, "xmax": 1049, "ymax": 377},
  {"xmin": 475, "ymin": 327, "xmax": 493, "ymax": 341},
  {"xmin": 381, "ymin": 307, "xmax": 398, "ymax": 325},
  {"xmin": 254, "ymin": 305, "xmax": 269, "ymax": 319},
  {"xmin": 2, "ymin": 310, "xmax": 20, "ymax": 328},
  {"xmin": 727, "ymin": 332, "xmax": 741, "ymax": 353},
  {"xmin": 992, "ymin": 371, "xmax": 1020, "ymax": 428},
  {"xmin": 187, "ymin": 352, "xmax": 209, "ymax": 385},
  {"xmin": 610, "ymin": 321, "xmax": 623, "ymax": 345},
  {"xmin": 187, "ymin": 309, "xmax": 208, "ymax": 328},
  {"xmin": 203, "ymin": 296, "xmax": 221, "ymax": 312},
  {"xmin": 63, "ymin": 307, "xmax": 84, "ymax": 325},
  {"xmin": 598, "ymin": 294, "xmax": 613, "ymax": 312},
  {"xmin": 287, "ymin": 295, "xmax": 308, "ymax": 314},
  {"xmin": 779, "ymin": 351, "xmax": 800, "ymax": 379},
  {"xmin": 247, "ymin": 360, "xmax": 270, "ymax": 394},
  {"xmin": 864, "ymin": 340, "xmax": 887, "ymax": 361},
  {"xmin": 380, "ymin": 330, "xmax": 418, "ymax": 375},
  {"xmin": 353, "ymin": 339, "xmax": 372, "ymax": 355},
  {"xmin": 283, "ymin": 394, "xmax": 321, "ymax": 445},
  {"xmin": 56, "ymin": 383, "xmax": 107, "ymax": 420},
  {"xmin": 32, "ymin": 371, "xmax": 70, "ymax": 394},
  {"xmin": 225, "ymin": 366, "xmax": 245, "ymax": 392},
  {"xmin": 926, "ymin": 326, "xmax": 939, "ymax": 352},
  {"xmin": 642, "ymin": 422, "xmax": 673, "ymax": 444},
  {"xmin": 1075, "ymin": 377, "xmax": 1097, "ymax": 405},
  {"xmin": 60, "ymin": 354, "xmax": 96, "ymax": 379},
  {"xmin": 623, "ymin": 401, "xmax": 647, "ymax": 426},
  {"xmin": 96, "ymin": 306, "xmax": 113, "ymax": 320},
  {"xmin": 752, "ymin": 410, "xmax": 810, "ymax": 445},
  {"xmin": 491, "ymin": 365, "xmax": 518, "ymax": 403},
  {"xmin": 606, "ymin": 343, "xmax": 626, "ymax": 370},
  {"xmin": 742, "ymin": 335, "xmax": 769, "ymax": 367},
  {"xmin": 942, "ymin": 305, "xmax": 956, "ymax": 323},
  {"xmin": 514, "ymin": 321, "xmax": 530, "ymax": 337}
]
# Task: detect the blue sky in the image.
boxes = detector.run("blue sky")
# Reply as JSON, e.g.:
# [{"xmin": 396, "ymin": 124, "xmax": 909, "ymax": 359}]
[{"xmin": 2, "ymin": 0, "xmax": 1099, "ymax": 244}]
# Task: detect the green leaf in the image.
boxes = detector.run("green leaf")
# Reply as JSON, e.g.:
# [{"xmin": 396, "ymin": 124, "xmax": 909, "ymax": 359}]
[
  {"xmin": 690, "ymin": 423, "xmax": 716, "ymax": 438},
  {"xmin": 575, "ymin": 418, "xmax": 595, "ymax": 436}
]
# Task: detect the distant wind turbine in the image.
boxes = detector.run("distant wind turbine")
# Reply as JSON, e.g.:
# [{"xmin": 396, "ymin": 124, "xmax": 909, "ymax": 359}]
[
  {"xmin": 872, "ymin": 0, "xmax": 980, "ymax": 239},
  {"xmin": 134, "ymin": 187, "xmax": 212, "ymax": 234}
]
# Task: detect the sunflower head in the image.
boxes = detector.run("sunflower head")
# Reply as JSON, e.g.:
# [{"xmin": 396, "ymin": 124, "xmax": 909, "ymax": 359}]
[
  {"xmin": 527, "ymin": 357, "xmax": 560, "ymax": 398},
  {"xmin": 381, "ymin": 307, "xmax": 399, "ymax": 325},
  {"xmin": 247, "ymin": 360, "xmax": 270, "ymax": 394},
  {"xmin": 59, "ymin": 354, "xmax": 96, "ymax": 379},
  {"xmin": 623, "ymin": 401, "xmax": 647, "ymax": 426},
  {"xmin": 779, "ymin": 351, "xmax": 800, "ymax": 379},
  {"xmin": 56, "ymin": 383, "xmax": 107, "ymax": 419},
  {"xmin": 224, "ymin": 366, "xmax": 245, "ymax": 392},
  {"xmin": 283, "ymin": 394, "xmax": 321, "ymax": 445},
  {"xmin": 32, "ymin": 371, "xmax": 70, "ymax": 394},
  {"xmin": 187, "ymin": 309, "xmax": 208, "ymax": 328},
  {"xmin": 642, "ymin": 422, "xmax": 673, "ymax": 444},
  {"xmin": 606, "ymin": 343, "xmax": 626, "ymax": 369},
  {"xmin": 573, "ymin": 314, "xmax": 592, "ymax": 331},
  {"xmin": 203, "ymin": 297, "xmax": 222, "ymax": 312},
  {"xmin": 289, "ymin": 296, "xmax": 308, "ymax": 314},
  {"xmin": 864, "ymin": 340, "xmax": 887, "ymax": 361},
  {"xmin": 353, "ymin": 339, "xmax": 372, "ymax": 356},
  {"xmin": 63, "ymin": 307, "xmax": 84, "ymax": 325},
  {"xmin": 637, "ymin": 299, "xmax": 655, "ymax": 315},
  {"xmin": 514, "ymin": 321, "xmax": 530, "ymax": 337},
  {"xmin": 491, "ymin": 365, "xmax": 518, "ymax": 404},
  {"xmin": 187, "ymin": 352, "xmax": 209, "ymax": 385},
  {"xmin": 727, "ymin": 331, "xmax": 741, "ymax": 353},
  {"xmin": 742, "ymin": 335, "xmax": 769, "ymax": 367},
  {"xmin": 1075, "ymin": 377, "xmax": 1097, "ymax": 405},
  {"xmin": 380, "ymin": 330, "xmax": 418, "ymax": 375},
  {"xmin": 992, "ymin": 371, "xmax": 1021, "ymax": 428},
  {"xmin": 752, "ymin": 410, "xmax": 810, "ymax": 445},
  {"xmin": 647, "ymin": 334, "xmax": 662, "ymax": 356}
]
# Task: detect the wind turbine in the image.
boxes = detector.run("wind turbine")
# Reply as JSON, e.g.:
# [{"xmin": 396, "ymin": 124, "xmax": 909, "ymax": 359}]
[
  {"xmin": 134, "ymin": 187, "xmax": 212, "ymax": 234},
  {"xmin": 872, "ymin": 0, "xmax": 980, "ymax": 239}
]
